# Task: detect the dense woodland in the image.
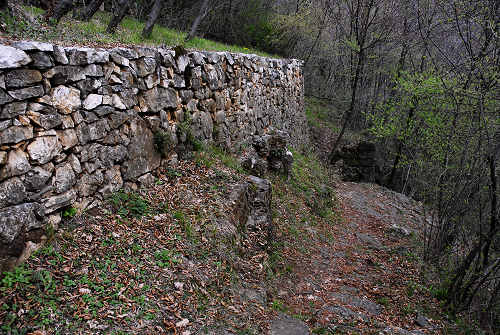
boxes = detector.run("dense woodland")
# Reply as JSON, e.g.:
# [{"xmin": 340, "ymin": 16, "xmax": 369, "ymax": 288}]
[{"xmin": 1, "ymin": 0, "xmax": 499, "ymax": 332}]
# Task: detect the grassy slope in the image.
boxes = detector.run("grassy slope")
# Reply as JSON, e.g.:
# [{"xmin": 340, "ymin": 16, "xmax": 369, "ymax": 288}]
[{"xmin": 2, "ymin": 6, "xmax": 272, "ymax": 57}]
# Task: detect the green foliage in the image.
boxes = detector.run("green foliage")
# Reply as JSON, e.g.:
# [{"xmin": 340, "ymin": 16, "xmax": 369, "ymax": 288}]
[
  {"xmin": 153, "ymin": 130, "xmax": 172, "ymax": 158},
  {"xmin": 108, "ymin": 191, "xmax": 151, "ymax": 218},
  {"xmin": 154, "ymin": 249, "xmax": 180, "ymax": 268},
  {"xmin": 1, "ymin": 266, "xmax": 32, "ymax": 289},
  {"xmin": 62, "ymin": 206, "xmax": 78, "ymax": 218},
  {"xmin": 290, "ymin": 149, "xmax": 338, "ymax": 221}
]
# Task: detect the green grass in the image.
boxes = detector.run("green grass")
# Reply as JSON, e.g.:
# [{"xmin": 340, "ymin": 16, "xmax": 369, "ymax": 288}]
[
  {"xmin": 10, "ymin": 7, "xmax": 273, "ymax": 57},
  {"xmin": 305, "ymin": 97, "xmax": 340, "ymax": 132}
]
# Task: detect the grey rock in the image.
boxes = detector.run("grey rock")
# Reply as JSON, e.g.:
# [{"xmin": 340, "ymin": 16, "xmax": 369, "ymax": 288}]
[
  {"xmin": 323, "ymin": 305, "xmax": 369, "ymax": 322},
  {"xmin": 53, "ymin": 46, "xmax": 69, "ymax": 64},
  {"xmin": 113, "ymin": 48, "xmax": 139, "ymax": 60},
  {"xmin": 82, "ymin": 94, "xmax": 103, "ymax": 110},
  {"xmin": 77, "ymin": 170, "xmax": 104, "ymax": 196},
  {"xmin": 5, "ymin": 70, "xmax": 43, "ymax": 88},
  {"xmin": 56, "ymin": 129, "xmax": 78, "ymax": 150},
  {"xmin": 122, "ymin": 118, "xmax": 161, "ymax": 180},
  {"xmin": 270, "ymin": 313, "xmax": 310, "ymax": 335},
  {"xmin": 0, "ymin": 120, "xmax": 9, "ymax": 131},
  {"xmin": 0, "ymin": 177, "xmax": 26, "ymax": 208},
  {"xmin": 0, "ymin": 102, "xmax": 27, "ymax": 118},
  {"xmin": 331, "ymin": 293, "xmax": 383, "ymax": 315},
  {"xmin": 109, "ymin": 111, "xmax": 130, "ymax": 129},
  {"xmin": 0, "ymin": 149, "xmax": 31, "ymax": 180},
  {"xmin": 0, "ymin": 45, "xmax": 32, "ymax": 69},
  {"xmin": 50, "ymin": 85, "xmax": 81, "ymax": 114},
  {"xmin": 44, "ymin": 66, "xmax": 86, "ymax": 84},
  {"xmin": 12, "ymin": 41, "xmax": 53, "ymax": 52},
  {"xmin": 143, "ymin": 87, "xmax": 178, "ymax": 112},
  {"xmin": 137, "ymin": 173, "xmax": 155, "ymax": 187},
  {"xmin": 390, "ymin": 224, "xmax": 412, "ymax": 237},
  {"xmin": 0, "ymin": 126, "xmax": 33, "ymax": 145},
  {"xmin": 44, "ymin": 189, "xmax": 76, "ymax": 213},
  {"xmin": 27, "ymin": 110, "xmax": 63, "ymax": 130},
  {"xmin": 110, "ymin": 52, "xmax": 130, "ymax": 66},
  {"xmin": 9, "ymin": 85, "xmax": 44, "ymax": 100},
  {"xmin": 69, "ymin": 154, "xmax": 81, "ymax": 174},
  {"xmin": 0, "ymin": 203, "xmax": 43, "ymax": 244},
  {"xmin": 84, "ymin": 64, "xmax": 104, "ymax": 77},
  {"xmin": 356, "ymin": 233, "xmax": 384, "ymax": 250},
  {"xmin": 68, "ymin": 48, "xmax": 109, "ymax": 65},
  {"xmin": 0, "ymin": 89, "xmax": 14, "ymax": 105},
  {"xmin": 100, "ymin": 145, "xmax": 127, "ymax": 167},
  {"xmin": 93, "ymin": 105, "xmax": 114, "ymax": 116},
  {"xmin": 100, "ymin": 165, "xmax": 123, "ymax": 195},
  {"xmin": 176, "ymin": 55, "xmax": 189, "ymax": 72},
  {"xmin": 31, "ymin": 52, "xmax": 54, "ymax": 69},
  {"xmin": 27, "ymin": 136, "xmax": 62, "ymax": 164},
  {"xmin": 415, "ymin": 314, "xmax": 431, "ymax": 328},
  {"xmin": 135, "ymin": 57, "xmax": 157, "ymax": 77},
  {"xmin": 24, "ymin": 165, "xmax": 53, "ymax": 191},
  {"xmin": 54, "ymin": 163, "xmax": 75, "ymax": 193}
]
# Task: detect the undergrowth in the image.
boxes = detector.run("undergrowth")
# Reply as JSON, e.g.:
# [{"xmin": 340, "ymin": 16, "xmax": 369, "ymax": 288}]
[{"xmin": 4, "ymin": 6, "xmax": 272, "ymax": 57}]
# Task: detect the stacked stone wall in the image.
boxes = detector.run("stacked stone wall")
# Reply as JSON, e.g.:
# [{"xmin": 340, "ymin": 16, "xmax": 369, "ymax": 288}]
[{"xmin": 0, "ymin": 40, "xmax": 306, "ymax": 270}]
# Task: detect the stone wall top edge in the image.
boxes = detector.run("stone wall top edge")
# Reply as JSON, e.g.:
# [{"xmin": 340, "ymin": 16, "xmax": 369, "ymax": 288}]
[{"xmin": 1, "ymin": 40, "xmax": 304, "ymax": 67}]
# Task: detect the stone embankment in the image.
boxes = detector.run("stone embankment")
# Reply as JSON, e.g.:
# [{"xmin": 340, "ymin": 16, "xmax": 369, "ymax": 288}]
[{"xmin": 0, "ymin": 40, "xmax": 307, "ymax": 271}]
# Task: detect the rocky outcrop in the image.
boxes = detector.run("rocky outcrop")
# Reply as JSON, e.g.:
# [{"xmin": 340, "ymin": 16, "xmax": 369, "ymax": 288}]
[
  {"xmin": 227, "ymin": 175, "xmax": 274, "ymax": 247},
  {"xmin": 240, "ymin": 129, "xmax": 294, "ymax": 178},
  {"xmin": 0, "ymin": 40, "xmax": 307, "ymax": 271}
]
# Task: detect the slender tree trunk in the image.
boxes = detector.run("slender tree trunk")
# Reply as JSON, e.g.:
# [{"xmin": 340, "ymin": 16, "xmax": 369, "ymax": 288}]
[
  {"xmin": 106, "ymin": 0, "xmax": 130, "ymax": 33},
  {"xmin": 142, "ymin": 0, "xmax": 163, "ymax": 38},
  {"xmin": 79, "ymin": 0, "xmax": 103, "ymax": 20},
  {"xmin": 185, "ymin": 0, "xmax": 210, "ymax": 42},
  {"xmin": 51, "ymin": 0, "xmax": 74, "ymax": 22},
  {"xmin": 328, "ymin": 50, "xmax": 366, "ymax": 162}
]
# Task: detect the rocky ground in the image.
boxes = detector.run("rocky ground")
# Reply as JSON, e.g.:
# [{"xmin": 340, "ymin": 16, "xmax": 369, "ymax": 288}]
[{"xmin": 0, "ymin": 142, "xmax": 451, "ymax": 335}]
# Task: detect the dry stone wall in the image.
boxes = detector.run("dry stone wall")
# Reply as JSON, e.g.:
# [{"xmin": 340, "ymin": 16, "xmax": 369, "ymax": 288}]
[{"xmin": 0, "ymin": 40, "xmax": 306, "ymax": 270}]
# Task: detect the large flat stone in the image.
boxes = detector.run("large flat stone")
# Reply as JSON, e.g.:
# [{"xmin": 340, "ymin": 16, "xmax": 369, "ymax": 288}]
[
  {"xmin": 0, "ymin": 45, "xmax": 32, "ymax": 69},
  {"xmin": 9, "ymin": 85, "xmax": 44, "ymax": 100},
  {"xmin": 0, "ymin": 203, "xmax": 43, "ymax": 244},
  {"xmin": 44, "ymin": 189, "xmax": 76, "ymax": 214},
  {"xmin": 5, "ymin": 70, "xmax": 43, "ymax": 88},
  {"xmin": 0, "ymin": 125, "xmax": 33, "ymax": 145},
  {"xmin": 122, "ymin": 118, "xmax": 161, "ymax": 180},
  {"xmin": 12, "ymin": 41, "xmax": 54, "ymax": 52},
  {"xmin": 68, "ymin": 48, "xmax": 109, "ymax": 65},
  {"xmin": 44, "ymin": 66, "xmax": 86, "ymax": 84}
]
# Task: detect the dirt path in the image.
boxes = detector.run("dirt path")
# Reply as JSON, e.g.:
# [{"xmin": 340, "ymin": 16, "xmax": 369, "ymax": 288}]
[{"xmin": 270, "ymin": 182, "xmax": 442, "ymax": 335}]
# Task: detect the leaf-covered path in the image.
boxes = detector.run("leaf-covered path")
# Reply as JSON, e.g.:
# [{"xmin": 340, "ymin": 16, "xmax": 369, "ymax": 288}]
[{"xmin": 270, "ymin": 181, "xmax": 443, "ymax": 334}]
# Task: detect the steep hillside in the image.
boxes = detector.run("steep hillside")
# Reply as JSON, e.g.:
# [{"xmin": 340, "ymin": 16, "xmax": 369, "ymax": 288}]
[{"xmin": 0, "ymin": 137, "xmax": 460, "ymax": 334}]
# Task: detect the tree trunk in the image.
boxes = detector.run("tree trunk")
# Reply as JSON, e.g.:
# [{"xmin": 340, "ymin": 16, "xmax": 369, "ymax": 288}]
[
  {"xmin": 79, "ymin": 0, "xmax": 103, "ymax": 20},
  {"xmin": 185, "ymin": 0, "xmax": 210, "ymax": 42},
  {"xmin": 328, "ymin": 50, "xmax": 366, "ymax": 162},
  {"xmin": 141, "ymin": 0, "xmax": 163, "ymax": 38},
  {"xmin": 51, "ymin": 0, "xmax": 74, "ymax": 22},
  {"xmin": 106, "ymin": 0, "xmax": 130, "ymax": 33}
]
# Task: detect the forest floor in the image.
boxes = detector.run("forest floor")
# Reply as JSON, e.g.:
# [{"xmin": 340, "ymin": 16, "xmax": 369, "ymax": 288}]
[{"xmin": 0, "ymin": 140, "xmax": 457, "ymax": 334}]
